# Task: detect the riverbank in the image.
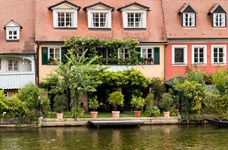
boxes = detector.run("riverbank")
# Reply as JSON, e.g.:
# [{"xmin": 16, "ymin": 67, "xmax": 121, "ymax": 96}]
[{"xmin": 0, "ymin": 116, "xmax": 181, "ymax": 127}]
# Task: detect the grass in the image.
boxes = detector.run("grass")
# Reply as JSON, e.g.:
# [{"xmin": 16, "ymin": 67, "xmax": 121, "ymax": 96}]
[{"xmin": 48, "ymin": 111, "xmax": 153, "ymax": 119}]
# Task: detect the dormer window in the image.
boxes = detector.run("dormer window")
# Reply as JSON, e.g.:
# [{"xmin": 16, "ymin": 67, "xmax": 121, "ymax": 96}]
[
  {"xmin": 208, "ymin": 4, "xmax": 226, "ymax": 27},
  {"xmin": 178, "ymin": 4, "xmax": 196, "ymax": 27},
  {"xmin": 118, "ymin": 2, "xmax": 149, "ymax": 29},
  {"xmin": 4, "ymin": 20, "xmax": 22, "ymax": 42},
  {"xmin": 84, "ymin": 2, "xmax": 114, "ymax": 29},
  {"xmin": 48, "ymin": 1, "xmax": 80, "ymax": 28}
]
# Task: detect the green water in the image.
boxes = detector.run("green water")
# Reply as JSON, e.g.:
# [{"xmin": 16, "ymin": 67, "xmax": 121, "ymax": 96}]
[{"xmin": 0, "ymin": 125, "xmax": 227, "ymax": 150}]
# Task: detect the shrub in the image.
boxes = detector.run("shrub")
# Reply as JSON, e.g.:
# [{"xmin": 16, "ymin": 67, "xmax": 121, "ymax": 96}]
[
  {"xmin": 88, "ymin": 96, "xmax": 99, "ymax": 111},
  {"xmin": 53, "ymin": 94, "xmax": 67, "ymax": 113},
  {"xmin": 159, "ymin": 93, "xmax": 173, "ymax": 112},
  {"xmin": 71, "ymin": 106, "xmax": 84, "ymax": 118},
  {"xmin": 145, "ymin": 106, "xmax": 160, "ymax": 117},
  {"xmin": 130, "ymin": 96, "xmax": 145, "ymax": 111},
  {"xmin": 108, "ymin": 91, "xmax": 124, "ymax": 111}
]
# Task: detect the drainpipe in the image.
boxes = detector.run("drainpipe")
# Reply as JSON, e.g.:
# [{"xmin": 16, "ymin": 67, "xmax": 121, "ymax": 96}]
[{"xmin": 36, "ymin": 43, "xmax": 40, "ymax": 84}]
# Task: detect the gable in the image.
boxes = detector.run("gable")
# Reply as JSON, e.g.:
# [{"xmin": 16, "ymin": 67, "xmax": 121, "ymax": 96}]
[
  {"xmin": 83, "ymin": 2, "xmax": 114, "ymax": 11},
  {"xmin": 209, "ymin": 4, "xmax": 226, "ymax": 14},
  {"xmin": 118, "ymin": 2, "xmax": 150, "ymax": 11},
  {"xmin": 48, "ymin": 1, "xmax": 80, "ymax": 11},
  {"xmin": 178, "ymin": 3, "xmax": 196, "ymax": 14},
  {"xmin": 4, "ymin": 20, "xmax": 22, "ymax": 29}
]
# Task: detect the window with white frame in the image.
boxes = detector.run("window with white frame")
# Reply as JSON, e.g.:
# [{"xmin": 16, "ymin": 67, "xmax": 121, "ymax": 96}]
[
  {"xmin": 212, "ymin": 45, "xmax": 226, "ymax": 64},
  {"xmin": 57, "ymin": 12, "xmax": 74, "ymax": 27},
  {"xmin": 7, "ymin": 29, "xmax": 19, "ymax": 40},
  {"xmin": 49, "ymin": 47, "xmax": 61, "ymax": 61},
  {"xmin": 123, "ymin": 11, "xmax": 146, "ymax": 28},
  {"xmin": 118, "ymin": 48, "xmax": 130, "ymax": 59},
  {"xmin": 183, "ymin": 13, "xmax": 195, "ymax": 27},
  {"xmin": 127, "ymin": 12, "xmax": 143, "ymax": 28},
  {"xmin": 172, "ymin": 46, "xmax": 187, "ymax": 65},
  {"xmin": 50, "ymin": 2, "xmax": 79, "ymax": 28},
  {"xmin": 213, "ymin": 13, "xmax": 225, "ymax": 27},
  {"xmin": 192, "ymin": 46, "xmax": 206, "ymax": 64},
  {"xmin": 141, "ymin": 47, "xmax": 153, "ymax": 59},
  {"xmin": 8, "ymin": 58, "xmax": 18, "ymax": 71},
  {"xmin": 88, "ymin": 11, "xmax": 111, "ymax": 28}
]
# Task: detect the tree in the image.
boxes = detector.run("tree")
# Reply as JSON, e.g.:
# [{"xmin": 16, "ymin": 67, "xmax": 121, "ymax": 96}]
[{"xmin": 47, "ymin": 46, "xmax": 107, "ymax": 110}]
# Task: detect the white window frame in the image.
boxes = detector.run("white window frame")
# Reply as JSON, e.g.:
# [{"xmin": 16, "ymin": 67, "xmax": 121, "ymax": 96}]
[
  {"xmin": 118, "ymin": 48, "xmax": 130, "ymax": 59},
  {"xmin": 53, "ymin": 10, "xmax": 77, "ymax": 28},
  {"xmin": 192, "ymin": 45, "xmax": 207, "ymax": 65},
  {"xmin": 183, "ymin": 13, "xmax": 195, "ymax": 27},
  {"xmin": 123, "ymin": 10, "xmax": 146, "ymax": 28},
  {"xmin": 6, "ymin": 27, "xmax": 20, "ymax": 41},
  {"xmin": 88, "ymin": 10, "xmax": 111, "ymax": 28},
  {"xmin": 172, "ymin": 45, "xmax": 187, "ymax": 65},
  {"xmin": 211, "ymin": 45, "xmax": 226, "ymax": 65},
  {"xmin": 141, "ymin": 47, "xmax": 154, "ymax": 59},
  {"xmin": 48, "ymin": 47, "xmax": 62, "ymax": 61},
  {"xmin": 8, "ymin": 58, "xmax": 19, "ymax": 71},
  {"xmin": 0, "ymin": 58, "xmax": 1, "ymax": 70},
  {"xmin": 213, "ymin": 13, "xmax": 225, "ymax": 27}
]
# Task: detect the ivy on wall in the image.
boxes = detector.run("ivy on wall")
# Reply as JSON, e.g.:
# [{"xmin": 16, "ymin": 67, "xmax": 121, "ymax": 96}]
[{"xmin": 64, "ymin": 36, "xmax": 140, "ymax": 65}]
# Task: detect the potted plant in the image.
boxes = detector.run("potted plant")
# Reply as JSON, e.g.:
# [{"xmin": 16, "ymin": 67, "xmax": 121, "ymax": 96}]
[
  {"xmin": 130, "ymin": 96, "xmax": 145, "ymax": 117},
  {"xmin": 88, "ymin": 96, "xmax": 99, "ymax": 118},
  {"xmin": 53, "ymin": 94, "xmax": 67, "ymax": 119},
  {"xmin": 148, "ymin": 57, "xmax": 153, "ymax": 64},
  {"xmin": 108, "ymin": 91, "xmax": 124, "ymax": 118},
  {"xmin": 48, "ymin": 58, "xmax": 55, "ymax": 65},
  {"xmin": 145, "ymin": 106, "xmax": 160, "ymax": 117},
  {"xmin": 159, "ymin": 93, "xmax": 173, "ymax": 118}
]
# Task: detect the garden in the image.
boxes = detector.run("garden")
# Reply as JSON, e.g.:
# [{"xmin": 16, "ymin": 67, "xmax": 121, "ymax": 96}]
[{"xmin": 1, "ymin": 36, "xmax": 228, "ymax": 122}]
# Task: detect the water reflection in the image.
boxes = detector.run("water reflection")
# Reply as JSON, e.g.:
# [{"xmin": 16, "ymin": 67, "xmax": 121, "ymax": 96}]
[{"xmin": 0, "ymin": 125, "xmax": 228, "ymax": 150}]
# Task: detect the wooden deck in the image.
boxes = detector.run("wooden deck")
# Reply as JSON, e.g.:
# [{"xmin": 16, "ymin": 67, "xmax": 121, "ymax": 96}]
[{"xmin": 89, "ymin": 120, "xmax": 144, "ymax": 127}]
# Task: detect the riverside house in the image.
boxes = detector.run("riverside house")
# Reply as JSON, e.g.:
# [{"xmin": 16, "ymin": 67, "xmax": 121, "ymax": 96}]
[
  {"xmin": 35, "ymin": 0, "xmax": 167, "ymax": 84},
  {"xmin": 163, "ymin": 0, "xmax": 228, "ymax": 80},
  {"xmin": 0, "ymin": 0, "xmax": 36, "ymax": 96}
]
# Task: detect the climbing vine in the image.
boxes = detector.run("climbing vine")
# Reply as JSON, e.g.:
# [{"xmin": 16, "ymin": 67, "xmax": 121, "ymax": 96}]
[{"xmin": 64, "ymin": 36, "xmax": 140, "ymax": 65}]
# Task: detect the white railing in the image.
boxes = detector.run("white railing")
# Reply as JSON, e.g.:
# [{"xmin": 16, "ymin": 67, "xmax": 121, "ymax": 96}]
[{"xmin": 0, "ymin": 72, "xmax": 35, "ymax": 89}]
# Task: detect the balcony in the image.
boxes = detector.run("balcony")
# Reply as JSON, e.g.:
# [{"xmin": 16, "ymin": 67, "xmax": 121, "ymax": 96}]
[{"xmin": 0, "ymin": 72, "xmax": 35, "ymax": 89}]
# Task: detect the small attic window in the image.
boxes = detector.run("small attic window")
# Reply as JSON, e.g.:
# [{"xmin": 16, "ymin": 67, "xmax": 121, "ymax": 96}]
[
  {"xmin": 83, "ymin": 2, "xmax": 114, "ymax": 29},
  {"xmin": 48, "ymin": 1, "xmax": 80, "ymax": 28},
  {"xmin": 208, "ymin": 4, "xmax": 226, "ymax": 27},
  {"xmin": 178, "ymin": 3, "xmax": 196, "ymax": 27},
  {"xmin": 118, "ymin": 2, "xmax": 150, "ymax": 29},
  {"xmin": 4, "ymin": 20, "xmax": 22, "ymax": 42}
]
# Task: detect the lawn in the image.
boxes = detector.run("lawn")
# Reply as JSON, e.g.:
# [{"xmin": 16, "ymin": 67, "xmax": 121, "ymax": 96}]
[{"xmin": 48, "ymin": 112, "xmax": 152, "ymax": 118}]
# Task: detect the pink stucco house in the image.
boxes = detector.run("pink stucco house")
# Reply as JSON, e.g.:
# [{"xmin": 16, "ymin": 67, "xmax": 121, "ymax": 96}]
[{"xmin": 163, "ymin": 0, "xmax": 228, "ymax": 80}]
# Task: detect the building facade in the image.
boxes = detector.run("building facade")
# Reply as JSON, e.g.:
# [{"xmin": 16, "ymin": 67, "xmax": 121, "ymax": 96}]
[
  {"xmin": 163, "ymin": 0, "xmax": 228, "ymax": 80},
  {"xmin": 0, "ymin": 0, "xmax": 36, "ymax": 96},
  {"xmin": 35, "ymin": 0, "xmax": 167, "ymax": 83}
]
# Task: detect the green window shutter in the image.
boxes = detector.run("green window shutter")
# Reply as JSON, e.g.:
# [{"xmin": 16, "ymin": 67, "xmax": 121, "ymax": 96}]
[
  {"xmin": 153, "ymin": 47, "xmax": 160, "ymax": 65},
  {"xmin": 61, "ymin": 47, "xmax": 68, "ymax": 63},
  {"xmin": 42, "ymin": 47, "xmax": 48, "ymax": 65},
  {"xmin": 135, "ymin": 47, "xmax": 141, "ymax": 60}
]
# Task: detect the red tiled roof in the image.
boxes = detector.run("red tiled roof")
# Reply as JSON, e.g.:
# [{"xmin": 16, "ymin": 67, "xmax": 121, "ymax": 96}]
[
  {"xmin": 0, "ymin": 0, "xmax": 36, "ymax": 54},
  {"xmin": 35, "ymin": 0, "xmax": 167, "ymax": 43},
  {"xmin": 163, "ymin": 0, "xmax": 228, "ymax": 39}
]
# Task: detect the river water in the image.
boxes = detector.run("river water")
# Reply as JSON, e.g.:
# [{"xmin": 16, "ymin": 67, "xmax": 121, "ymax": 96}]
[{"xmin": 0, "ymin": 125, "xmax": 227, "ymax": 150}]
